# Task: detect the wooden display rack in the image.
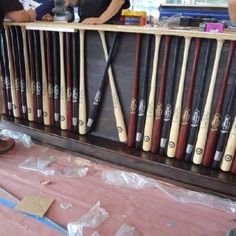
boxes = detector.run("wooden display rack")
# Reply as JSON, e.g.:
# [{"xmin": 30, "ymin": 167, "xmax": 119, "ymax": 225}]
[{"xmin": 1, "ymin": 22, "xmax": 236, "ymax": 198}]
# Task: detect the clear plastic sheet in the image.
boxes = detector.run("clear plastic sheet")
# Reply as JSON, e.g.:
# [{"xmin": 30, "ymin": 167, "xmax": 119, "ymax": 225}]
[
  {"xmin": 115, "ymin": 224, "xmax": 140, "ymax": 236},
  {"xmin": 90, "ymin": 231, "xmax": 101, "ymax": 236},
  {"xmin": 67, "ymin": 201, "xmax": 109, "ymax": 236},
  {"xmin": 158, "ymin": 14, "xmax": 182, "ymax": 27},
  {"xmin": 18, "ymin": 156, "xmax": 88, "ymax": 177},
  {"xmin": 0, "ymin": 129, "xmax": 33, "ymax": 148},
  {"xmin": 102, "ymin": 170, "xmax": 236, "ymax": 213}
]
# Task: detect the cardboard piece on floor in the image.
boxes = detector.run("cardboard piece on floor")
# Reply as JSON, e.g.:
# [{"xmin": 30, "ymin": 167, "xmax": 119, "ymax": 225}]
[{"xmin": 15, "ymin": 194, "xmax": 55, "ymax": 217}]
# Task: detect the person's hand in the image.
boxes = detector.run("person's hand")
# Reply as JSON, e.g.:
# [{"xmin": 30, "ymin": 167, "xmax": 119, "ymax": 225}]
[
  {"xmin": 82, "ymin": 17, "xmax": 106, "ymax": 25},
  {"xmin": 41, "ymin": 13, "xmax": 53, "ymax": 21},
  {"xmin": 27, "ymin": 9, "xmax": 36, "ymax": 21}
]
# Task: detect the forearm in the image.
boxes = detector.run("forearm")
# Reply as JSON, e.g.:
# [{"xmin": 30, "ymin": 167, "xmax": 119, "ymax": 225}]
[
  {"xmin": 228, "ymin": 0, "xmax": 236, "ymax": 24},
  {"xmin": 99, "ymin": 0, "xmax": 125, "ymax": 22},
  {"xmin": 6, "ymin": 9, "xmax": 35, "ymax": 22}
]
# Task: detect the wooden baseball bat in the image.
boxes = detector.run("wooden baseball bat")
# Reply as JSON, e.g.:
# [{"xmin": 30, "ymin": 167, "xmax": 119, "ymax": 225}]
[
  {"xmin": 21, "ymin": 27, "xmax": 34, "ymax": 122},
  {"xmin": 142, "ymin": 34, "xmax": 161, "ymax": 151},
  {"xmin": 0, "ymin": 30, "xmax": 13, "ymax": 116},
  {"xmin": 59, "ymin": 32, "xmax": 67, "ymax": 130},
  {"xmin": 159, "ymin": 37, "xmax": 181, "ymax": 155},
  {"xmin": 127, "ymin": 33, "xmax": 142, "ymax": 147},
  {"xmin": 99, "ymin": 30, "xmax": 127, "ymax": 142},
  {"xmin": 27, "ymin": 30, "xmax": 37, "ymax": 122},
  {"xmin": 39, "ymin": 31, "xmax": 50, "ymax": 126},
  {"xmin": 0, "ymin": 61, "xmax": 7, "ymax": 114},
  {"xmin": 33, "ymin": 30, "xmax": 43, "ymax": 123},
  {"xmin": 230, "ymin": 151, "xmax": 236, "ymax": 175},
  {"xmin": 45, "ymin": 31, "xmax": 54, "ymax": 126},
  {"xmin": 66, "ymin": 32, "xmax": 72, "ymax": 131},
  {"xmin": 203, "ymin": 41, "xmax": 235, "ymax": 166},
  {"xmin": 52, "ymin": 31, "xmax": 60, "ymax": 128},
  {"xmin": 212, "ymin": 78, "xmax": 236, "ymax": 169},
  {"xmin": 5, "ymin": 26, "xmax": 21, "ymax": 118},
  {"xmin": 72, "ymin": 32, "xmax": 79, "ymax": 132},
  {"xmin": 176, "ymin": 38, "xmax": 202, "ymax": 160},
  {"xmin": 15, "ymin": 26, "xmax": 27, "ymax": 120},
  {"xmin": 86, "ymin": 32, "xmax": 120, "ymax": 133},
  {"xmin": 193, "ymin": 39, "xmax": 224, "ymax": 165},
  {"xmin": 167, "ymin": 36, "xmax": 191, "ymax": 158},
  {"xmin": 184, "ymin": 39, "xmax": 212, "ymax": 162},
  {"xmin": 135, "ymin": 34, "xmax": 152, "ymax": 149},
  {"xmin": 220, "ymin": 115, "xmax": 236, "ymax": 172},
  {"xmin": 151, "ymin": 36, "xmax": 172, "ymax": 153},
  {"xmin": 10, "ymin": 26, "xmax": 22, "ymax": 118},
  {"xmin": 79, "ymin": 29, "xmax": 86, "ymax": 135}
]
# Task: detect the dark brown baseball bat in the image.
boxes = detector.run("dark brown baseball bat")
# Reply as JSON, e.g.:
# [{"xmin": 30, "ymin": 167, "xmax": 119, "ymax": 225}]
[
  {"xmin": 127, "ymin": 33, "xmax": 142, "ymax": 147},
  {"xmin": 151, "ymin": 36, "xmax": 172, "ymax": 153},
  {"xmin": 203, "ymin": 41, "xmax": 235, "ymax": 166},
  {"xmin": 175, "ymin": 38, "xmax": 202, "ymax": 160}
]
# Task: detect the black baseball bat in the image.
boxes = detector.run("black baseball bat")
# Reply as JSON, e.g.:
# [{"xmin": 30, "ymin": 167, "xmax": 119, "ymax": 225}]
[
  {"xmin": 159, "ymin": 36, "xmax": 181, "ymax": 155},
  {"xmin": 86, "ymin": 32, "xmax": 120, "ymax": 132},
  {"xmin": 184, "ymin": 39, "xmax": 212, "ymax": 162},
  {"xmin": 135, "ymin": 34, "xmax": 152, "ymax": 149}
]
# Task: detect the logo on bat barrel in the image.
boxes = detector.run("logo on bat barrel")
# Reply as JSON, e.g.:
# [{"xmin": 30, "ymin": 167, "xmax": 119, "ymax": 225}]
[
  {"xmin": 94, "ymin": 90, "xmax": 101, "ymax": 105},
  {"xmin": 72, "ymin": 88, "xmax": 78, "ymax": 101},
  {"xmin": 168, "ymin": 141, "xmax": 175, "ymax": 148},
  {"xmin": 164, "ymin": 104, "xmax": 172, "ymax": 121},
  {"xmin": 221, "ymin": 115, "xmax": 231, "ymax": 133},
  {"xmin": 144, "ymin": 136, "xmax": 150, "ymax": 142},
  {"xmin": 155, "ymin": 103, "xmax": 163, "ymax": 119},
  {"xmin": 60, "ymin": 115, "xmax": 65, "ymax": 121},
  {"xmin": 138, "ymin": 99, "xmax": 146, "ymax": 116},
  {"xmin": 211, "ymin": 113, "xmax": 221, "ymax": 130},
  {"xmin": 54, "ymin": 85, "xmax": 60, "ymax": 98},
  {"xmin": 182, "ymin": 108, "xmax": 191, "ymax": 124},
  {"xmin": 79, "ymin": 120, "xmax": 84, "ymax": 126},
  {"xmin": 196, "ymin": 148, "xmax": 203, "ymax": 155},
  {"xmin": 130, "ymin": 98, "xmax": 137, "ymax": 114},
  {"xmin": 36, "ymin": 81, "xmax": 41, "ymax": 95},
  {"xmin": 117, "ymin": 127, "xmax": 123, "ymax": 133},
  {"xmin": 48, "ymin": 83, "xmax": 53, "ymax": 97},
  {"xmin": 191, "ymin": 109, "xmax": 200, "ymax": 127}
]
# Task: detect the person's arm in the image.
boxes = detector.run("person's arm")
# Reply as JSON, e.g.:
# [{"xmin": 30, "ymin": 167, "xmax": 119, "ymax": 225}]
[
  {"xmin": 6, "ymin": 9, "xmax": 36, "ymax": 22},
  {"xmin": 82, "ymin": 0, "xmax": 125, "ymax": 24},
  {"xmin": 228, "ymin": 0, "xmax": 236, "ymax": 24}
]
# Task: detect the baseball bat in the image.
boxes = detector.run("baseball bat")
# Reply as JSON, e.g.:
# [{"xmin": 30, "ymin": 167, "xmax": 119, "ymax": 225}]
[
  {"xmin": 66, "ymin": 32, "xmax": 72, "ymax": 131},
  {"xmin": 0, "ymin": 30, "xmax": 13, "ymax": 116},
  {"xmin": 39, "ymin": 30, "xmax": 50, "ymax": 126},
  {"xmin": 212, "ymin": 78, "xmax": 236, "ymax": 169},
  {"xmin": 176, "ymin": 38, "xmax": 202, "ymax": 160},
  {"xmin": 33, "ymin": 30, "xmax": 43, "ymax": 123},
  {"xmin": 45, "ymin": 31, "xmax": 54, "ymax": 126},
  {"xmin": 5, "ymin": 26, "xmax": 21, "ymax": 118},
  {"xmin": 193, "ymin": 39, "xmax": 224, "ymax": 165},
  {"xmin": 127, "ymin": 34, "xmax": 142, "ymax": 147},
  {"xmin": 151, "ymin": 36, "xmax": 172, "ymax": 153},
  {"xmin": 167, "ymin": 36, "xmax": 191, "ymax": 158},
  {"xmin": 203, "ymin": 41, "xmax": 235, "ymax": 166},
  {"xmin": 27, "ymin": 30, "xmax": 37, "ymax": 122},
  {"xmin": 0, "ymin": 60, "xmax": 7, "ymax": 114},
  {"xmin": 79, "ymin": 29, "xmax": 86, "ymax": 135},
  {"xmin": 159, "ymin": 36, "xmax": 181, "ymax": 155},
  {"xmin": 86, "ymin": 32, "xmax": 120, "ymax": 132},
  {"xmin": 230, "ymin": 151, "xmax": 236, "ymax": 175},
  {"xmin": 184, "ymin": 39, "xmax": 212, "ymax": 162},
  {"xmin": 59, "ymin": 32, "xmax": 67, "ymax": 130},
  {"xmin": 135, "ymin": 34, "xmax": 152, "ymax": 149},
  {"xmin": 21, "ymin": 27, "xmax": 34, "ymax": 122},
  {"xmin": 52, "ymin": 31, "xmax": 60, "ymax": 128},
  {"xmin": 72, "ymin": 32, "xmax": 79, "ymax": 132},
  {"xmin": 15, "ymin": 26, "xmax": 27, "ymax": 120},
  {"xmin": 10, "ymin": 26, "xmax": 22, "ymax": 118},
  {"xmin": 99, "ymin": 30, "xmax": 127, "ymax": 142},
  {"xmin": 142, "ymin": 34, "xmax": 161, "ymax": 151},
  {"xmin": 220, "ymin": 115, "xmax": 236, "ymax": 172}
]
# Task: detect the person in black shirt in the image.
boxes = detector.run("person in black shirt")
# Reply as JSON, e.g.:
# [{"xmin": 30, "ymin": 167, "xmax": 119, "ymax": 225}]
[
  {"xmin": 0, "ymin": 0, "xmax": 36, "ymax": 26},
  {"xmin": 65, "ymin": 0, "xmax": 130, "ymax": 24}
]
